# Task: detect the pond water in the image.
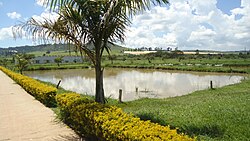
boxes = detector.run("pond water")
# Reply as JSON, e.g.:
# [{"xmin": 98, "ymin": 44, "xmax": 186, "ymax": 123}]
[{"xmin": 24, "ymin": 68, "xmax": 244, "ymax": 101}]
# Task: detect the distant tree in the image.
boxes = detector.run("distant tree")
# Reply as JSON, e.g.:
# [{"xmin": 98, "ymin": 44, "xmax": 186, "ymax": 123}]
[
  {"xmin": 0, "ymin": 59, "xmax": 8, "ymax": 67},
  {"xmin": 155, "ymin": 47, "xmax": 161, "ymax": 51},
  {"xmin": 12, "ymin": 56, "xmax": 15, "ymax": 63},
  {"xmin": 108, "ymin": 55, "xmax": 117, "ymax": 64},
  {"xmin": 166, "ymin": 47, "xmax": 172, "ymax": 51},
  {"xmin": 46, "ymin": 50, "xmax": 51, "ymax": 54},
  {"xmin": 54, "ymin": 57, "xmax": 63, "ymax": 66},
  {"xmin": 15, "ymin": 54, "xmax": 34, "ymax": 74},
  {"xmin": 195, "ymin": 49, "xmax": 199, "ymax": 55}
]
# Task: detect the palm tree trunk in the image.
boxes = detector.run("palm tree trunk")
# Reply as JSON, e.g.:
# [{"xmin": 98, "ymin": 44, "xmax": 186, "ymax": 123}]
[
  {"xmin": 94, "ymin": 41, "xmax": 105, "ymax": 104},
  {"xmin": 95, "ymin": 62, "xmax": 105, "ymax": 104}
]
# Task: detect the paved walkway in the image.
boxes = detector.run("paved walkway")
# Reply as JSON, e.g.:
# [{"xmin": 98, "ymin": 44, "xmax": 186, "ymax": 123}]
[{"xmin": 0, "ymin": 71, "xmax": 81, "ymax": 141}]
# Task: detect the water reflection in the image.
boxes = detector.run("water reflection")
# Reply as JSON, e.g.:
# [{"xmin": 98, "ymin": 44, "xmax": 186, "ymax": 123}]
[{"xmin": 24, "ymin": 68, "xmax": 244, "ymax": 101}]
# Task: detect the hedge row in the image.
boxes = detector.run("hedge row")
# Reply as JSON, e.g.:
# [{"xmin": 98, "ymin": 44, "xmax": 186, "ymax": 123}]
[
  {"xmin": 56, "ymin": 93, "xmax": 195, "ymax": 141},
  {"xmin": 0, "ymin": 66, "xmax": 57, "ymax": 107}
]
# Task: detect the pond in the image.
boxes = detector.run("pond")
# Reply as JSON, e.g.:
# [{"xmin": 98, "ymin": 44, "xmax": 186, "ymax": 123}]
[{"xmin": 24, "ymin": 68, "xmax": 245, "ymax": 101}]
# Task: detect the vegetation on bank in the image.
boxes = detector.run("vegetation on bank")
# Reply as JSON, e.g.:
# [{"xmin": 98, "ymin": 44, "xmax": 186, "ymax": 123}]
[
  {"xmin": 101, "ymin": 52, "xmax": 250, "ymax": 73},
  {"xmin": 1, "ymin": 47, "xmax": 250, "ymax": 74},
  {"xmin": 111, "ymin": 77, "xmax": 250, "ymax": 141},
  {"xmin": 26, "ymin": 57, "xmax": 250, "ymax": 74},
  {"xmin": 0, "ymin": 66, "xmax": 194, "ymax": 140}
]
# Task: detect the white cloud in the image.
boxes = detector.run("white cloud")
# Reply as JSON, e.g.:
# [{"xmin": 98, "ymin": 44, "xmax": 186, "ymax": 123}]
[
  {"xmin": 241, "ymin": 0, "xmax": 250, "ymax": 7},
  {"xmin": 36, "ymin": 0, "xmax": 48, "ymax": 7},
  {"xmin": 0, "ymin": 26, "xmax": 27, "ymax": 42},
  {"xmin": 7, "ymin": 12, "xmax": 21, "ymax": 19},
  {"xmin": 0, "ymin": 27, "xmax": 13, "ymax": 40},
  {"xmin": 32, "ymin": 9, "xmax": 59, "ymax": 23},
  {"xmin": 123, "ymin": 0, "xmax": 250, "ymax": 51}
]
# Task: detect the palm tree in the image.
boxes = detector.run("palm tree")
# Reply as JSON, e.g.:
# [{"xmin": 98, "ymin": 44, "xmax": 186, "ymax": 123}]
[{"xmin": 14, "ymin": 0, "xmax": 169, "ymax": 104}]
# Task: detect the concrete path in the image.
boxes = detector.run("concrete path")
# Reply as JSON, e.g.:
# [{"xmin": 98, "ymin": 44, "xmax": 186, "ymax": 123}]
[{"xmin": 0, "ymin": 71, "xmax": 81, "ymax": 141}]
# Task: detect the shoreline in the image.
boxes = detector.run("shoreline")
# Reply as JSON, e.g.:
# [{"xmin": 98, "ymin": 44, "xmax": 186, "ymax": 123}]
[{"xmin": 25, "ymin": 63, "xmax": 250, "ymax": 74}]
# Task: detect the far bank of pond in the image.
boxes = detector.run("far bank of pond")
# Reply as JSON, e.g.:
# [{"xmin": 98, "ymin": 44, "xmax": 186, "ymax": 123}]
[{"xmin": 24, "ymin": 68, "xmax": 245, "ymax": 101}]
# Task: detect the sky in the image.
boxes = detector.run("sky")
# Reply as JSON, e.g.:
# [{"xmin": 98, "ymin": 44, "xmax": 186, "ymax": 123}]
[{"xmin": 0, "ymin": 0, "xmax": 249, "ymax": 51}]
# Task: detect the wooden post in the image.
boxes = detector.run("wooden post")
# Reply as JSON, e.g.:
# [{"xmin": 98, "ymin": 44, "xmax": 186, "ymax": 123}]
[
  {"xmin": 210, "ymin": 81, "xmax": 213, "ymax": 89},
  {"xmin": 119, "ymin": 89, "xmax": 122, "ymax": 103},
  {"xmin": 56, "ymin": 80, "xmax": 61, "ymax": 89}
]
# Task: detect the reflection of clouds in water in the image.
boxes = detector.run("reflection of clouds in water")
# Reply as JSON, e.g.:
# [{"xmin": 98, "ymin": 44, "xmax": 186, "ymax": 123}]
[
  {"xmin": 32, "ymin": 76, "xmax": 59, "ymax": 84},
  {"xmin": 61, "ymin": 77, "xmax": 95, "ymax": 95},
  {"xmin": 25, "ymin": 69, "xmax": 244, "ymax": 101},
  {"xmin": 187, "ymin": 75, "xmax": 243, "ymax": 90}
]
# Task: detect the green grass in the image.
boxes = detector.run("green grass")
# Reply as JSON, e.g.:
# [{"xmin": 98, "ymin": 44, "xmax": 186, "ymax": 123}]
[{"xmin": 110, "ymin": 77, "xmax": 250, "ymax": 141}]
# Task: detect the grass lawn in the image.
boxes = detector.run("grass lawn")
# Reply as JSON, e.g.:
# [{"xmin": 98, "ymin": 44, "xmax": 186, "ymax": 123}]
[{"xmin": 112, "ymin": 77, "xmax": 250, "ymax": 141}]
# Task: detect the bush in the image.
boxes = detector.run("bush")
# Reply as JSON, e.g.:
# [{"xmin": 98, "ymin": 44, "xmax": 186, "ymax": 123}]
[
  {"xmin": 0, "ymin": 66, "xmax": 57, "ymax": 107},
  {"xmin": 56, "ymin": 93, "xmax": 195, "ymax": 140}
]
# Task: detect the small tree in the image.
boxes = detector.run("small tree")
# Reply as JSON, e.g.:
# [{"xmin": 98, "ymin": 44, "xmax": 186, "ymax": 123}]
[
  {"xmin": 0, "ymin": 58, "xmax": 8, "ymax": 68},
  {"xmin": 54, "ymin": 57, "xmax": 63, "ymax": 66},
  {"xmin": 15, "ymin": 54, "xmax": 34, "ymax": 74}
]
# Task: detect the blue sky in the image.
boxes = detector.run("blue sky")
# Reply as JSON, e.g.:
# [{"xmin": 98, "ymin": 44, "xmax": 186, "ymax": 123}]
[
  {"xmin": 0, "ymin": 0, "xmax": 249, "ymax": 51},
  {"xmin": 217, "ymin": 0, "xmax": 241, "ymax": 15}
]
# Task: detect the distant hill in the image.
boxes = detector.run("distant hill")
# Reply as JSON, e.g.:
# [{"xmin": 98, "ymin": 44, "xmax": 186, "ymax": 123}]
[
  {"xmin": 0, "ymin": 43, "xmax": 128, "ymax": 56},
  {"xmin": 0, "ymin": 44, "xmax": 69, "ymax": 54}
]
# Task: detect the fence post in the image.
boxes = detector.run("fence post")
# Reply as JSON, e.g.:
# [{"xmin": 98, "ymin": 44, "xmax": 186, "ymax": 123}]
[
  {"xmin": 210, "ymin": 81, "xmax": 213, "ymax": 89},
  {"xmin": 119, "ymin": 89, "xmax": 122, "ymax": 103},
  {"xmin": 56, "ymin": 80, "xmax": 61, "ymax": 89}
]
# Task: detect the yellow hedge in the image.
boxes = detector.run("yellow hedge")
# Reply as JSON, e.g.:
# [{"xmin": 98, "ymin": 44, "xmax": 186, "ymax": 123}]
[
  {"xmin": 56, "ymin": 93, "xmax": 195, "ymax": 141},
  {"xmin": 0, "ymin": 67, "xmax": 57, "ymax": 107}
]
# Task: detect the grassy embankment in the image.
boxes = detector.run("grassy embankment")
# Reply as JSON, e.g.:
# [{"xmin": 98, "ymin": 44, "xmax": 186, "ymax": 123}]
[
  {"xmin": 103, "ymin": 58, "xmax": 250, "ymax": 73},
  {"xmin": 110, "ymin": 77, "xmax": 250, "ymax": 141}
]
